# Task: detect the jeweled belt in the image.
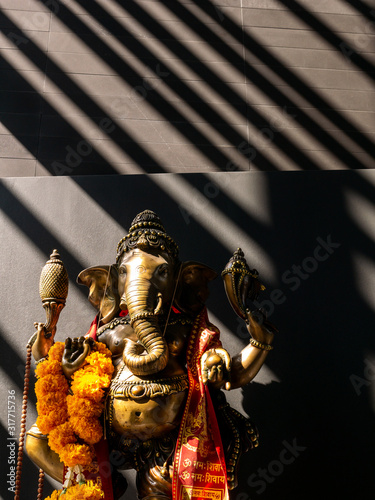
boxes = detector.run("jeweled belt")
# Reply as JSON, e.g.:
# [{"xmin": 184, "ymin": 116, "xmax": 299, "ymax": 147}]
[{"xmin": 109, "ymin": 374, "xmax": 189, "ymax": 400}]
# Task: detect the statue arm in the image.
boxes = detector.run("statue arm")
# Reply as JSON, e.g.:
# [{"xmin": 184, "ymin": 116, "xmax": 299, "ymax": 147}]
[
  {"xmin": 229, "ymin": 309, "xmax": 275, "ymax": 390},
  {"xmin": 31, "ymin": 323, "xmax": 55, "ymax": 361},
  {"xmin": 25, "ymin": 425, "xmax": 64, "ymax": 483},
  {"xmin": 230, "ymin": 343, "xmax": 270, "ymax": 389},
  {"xmin": 220, "ymin": 248, "xmax": 277, "ymax": 390}
]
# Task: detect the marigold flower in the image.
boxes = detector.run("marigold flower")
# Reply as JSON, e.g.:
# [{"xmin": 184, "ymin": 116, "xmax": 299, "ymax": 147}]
[
  {"xmin": 44, "ymin": 489, "xmax": 62, "ymax": 500},
  {"xmin": 70, "ymin": 415, "xmax": 103, "ymax": 444},
  {"xmin": 66, "ymin": 395, "xmax": 102, "ymax": 419},
  {"xmin": 36, "ymin": 408, "xmax": 69, "ymax": 435},
  {"xmin": 48, "ymin": 422, "xmax": 76, "ymax": 452},
  {"xmin": 35, "ymin": 359, "xmax": 62, "ymax": 378},
  {"xmin": 45, "ymin": 482, "xmax": 104, "ymax": 500},
  {"xmin": 63, "ymin": 481, "xmax": 104, "ymax": 499},
  {"xmin": 35, "ymin": 373, "xmax": 69, "ymax": 396},
  {"xmin": 86, "ymin": 352, "xmax": 114, "ymax": 376},
  {"xmin": 34, "ymin": 339, "xmax": 113, "ymax": 471},
  {"xmin": 95, "ymin": 342, "xmax": 113, "ymax": 358},
  {"xmin": 48, "ymin": 341, "xmax": 65, "ymax": 361},
  {"xmin": 36, "ymin": 391, "xmax": 67, "ymax": 416},
  {"xmin": 70, "ymin": 373, "xmax": 106, "ymax": 403},
  {"xmin": 60, "ymin": 443, "xmax": 94, "ymax": 468}
]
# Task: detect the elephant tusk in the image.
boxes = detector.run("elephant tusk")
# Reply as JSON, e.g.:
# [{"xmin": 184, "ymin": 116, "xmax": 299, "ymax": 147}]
[{"xmin": 154, "ymin": 292, "xmax": 163, "ymax": 315}]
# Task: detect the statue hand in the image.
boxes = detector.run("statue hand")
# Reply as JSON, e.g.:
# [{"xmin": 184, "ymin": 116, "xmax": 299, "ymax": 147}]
[
  {"xmin": 201, "ymin": 348, "xmax": 231, "ymax": 390},
  {"xmin": 62, "ymin": 336, "xmax": 94, "ymax": 379},
  {"xmin": 246, "ymin": 308, "xmax": 277, "ymax": 345},
  {"xmin": 32, "ymin": 322, "xmax": 56, "ymax": 361}
]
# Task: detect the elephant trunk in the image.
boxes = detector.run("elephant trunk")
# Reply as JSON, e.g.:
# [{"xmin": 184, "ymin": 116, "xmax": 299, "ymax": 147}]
[{"xmin": 123, "ymin": 278, "xmax": 168, "ymax": 376}]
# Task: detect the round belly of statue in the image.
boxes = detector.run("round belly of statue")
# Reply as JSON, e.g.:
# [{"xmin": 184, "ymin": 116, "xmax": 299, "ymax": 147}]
[
  {"xmin": 111, "ymin": 391, "xmax": 187, "ymax": 440},
  {"xmin": 108, "ymin": 375, "xmax": 189, "ymax": 441}
]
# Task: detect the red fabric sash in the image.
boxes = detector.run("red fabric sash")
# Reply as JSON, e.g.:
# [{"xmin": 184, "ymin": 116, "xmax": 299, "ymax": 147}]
[
  {"xmin": 172, "ymin": 309, "xmax": 229, "ymax": 500},
  {"xmin": 93, "ymin": 439, "xmax": 114, "ymax": 500},
  {"xmin": 86, "ymin": 315, "xmax": 99, "ymax": 341}
]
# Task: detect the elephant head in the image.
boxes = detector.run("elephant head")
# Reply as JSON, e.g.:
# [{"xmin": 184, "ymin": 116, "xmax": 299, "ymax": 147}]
[
  {"xmin": 78, "ymin": 210, "xmax": 216, "ymax": 377},
  {"xmin": 116, "ymin": 209, "xmax": 218, "ymax": 377}
]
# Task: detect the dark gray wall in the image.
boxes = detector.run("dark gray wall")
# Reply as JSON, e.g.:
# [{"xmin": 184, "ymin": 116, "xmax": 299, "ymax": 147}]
[
  {"xmin": 1, "ymin": 0, "xmax": 375, "ymax": 498},
  {"xmin": 1, "ymin": 170, "xmax": 374, "ymax": 499},
  {"xmin": 0, "ymin": 0, "xmax": 374, "ymax": 175}
]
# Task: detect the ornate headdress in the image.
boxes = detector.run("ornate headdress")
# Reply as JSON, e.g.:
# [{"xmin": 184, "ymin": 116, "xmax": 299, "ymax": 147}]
[{"xmin": 116, "ymin": 210, "xmax": 179, "ymax": 263}]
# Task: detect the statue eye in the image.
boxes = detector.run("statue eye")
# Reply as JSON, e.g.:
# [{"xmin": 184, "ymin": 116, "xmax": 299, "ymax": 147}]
[
  {"xmin": 119, "ymin": 267, "xmax": 127, "ymax": 276},
  {"xmin": 158, "ymin": 265, "xmax": 168, "ymax": 277}
]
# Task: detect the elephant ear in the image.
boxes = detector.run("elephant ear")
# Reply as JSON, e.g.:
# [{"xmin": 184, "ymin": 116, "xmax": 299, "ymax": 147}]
[
  {"xmin": 77, "ymin": 265, "xmax": 120, "ymax": 325},
  {"xmin": 174, "ymin": 261, "xmax": 217, "ymax": 316}
]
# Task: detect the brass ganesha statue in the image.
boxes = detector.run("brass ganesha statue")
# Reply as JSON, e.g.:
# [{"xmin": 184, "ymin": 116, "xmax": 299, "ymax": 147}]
[{"xmin": 25, "ymin": 210, "xmax": 276, "ymax": 500}]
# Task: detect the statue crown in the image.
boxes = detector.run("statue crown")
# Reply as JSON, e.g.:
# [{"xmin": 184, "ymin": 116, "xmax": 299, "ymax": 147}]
[{"xmin": 116, "ymin": 210, "xmax": 179, "ymax": 262}]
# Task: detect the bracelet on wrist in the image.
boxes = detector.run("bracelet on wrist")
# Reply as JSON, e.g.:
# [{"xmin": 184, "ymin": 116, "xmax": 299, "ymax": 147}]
[
  {"xmin": 250, "ymin": 338, "xmax": 273, "ymax": 351},
  {"xmin": 35, "ymin": 356, "xmax": 47, "ymax": 365}
]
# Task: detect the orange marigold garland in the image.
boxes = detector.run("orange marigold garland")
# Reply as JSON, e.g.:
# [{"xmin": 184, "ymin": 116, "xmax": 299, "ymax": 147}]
[
  {"xmin": 35, "ymin": 341, "xmax": 114, "ymax": 498},
  {"xmin": 44, "ymin": 481, "xmax": 104, "ymax": 500}
]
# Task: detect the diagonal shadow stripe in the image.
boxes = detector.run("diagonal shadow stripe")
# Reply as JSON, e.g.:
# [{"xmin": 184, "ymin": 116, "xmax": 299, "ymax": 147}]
[
  {"xmin": 77, "ymin": 0, "xmax": 334, "ymax": 169},
  {"xmin": 0, "ymin": 180, "xmax": 89, "ymax": 290},
  {"xmin": 343, "ymin": 169, "xmax": 375, "ymax": 203},
  {"xmin": 0, "ymin": 15, "xmax": 186, "ymax": 173},
  {"xmin": 63, "ymin": 0, "xmax": 365, "ymax": 171},
  {"xmin": 118, "ymin": 0, "xmax": 375, "ymax": 166},
  {"xmin": 182, "ymin": 0, "xmax": 375, "ymax": 162},
  {"xmin": 31, "ymin": 0, "xmax": 314, "ymax": 171},
  {"xmin": 0, "ymin": 329, "xmax": 36, "ymax": 404},
  {"xmin": 1, "ymin": 9, "xmax": 254, "ymax": 173},
  {"xmin": 6, "ymin": 0, "xmax": 371, "ymax": 174},
  {"xmin": 344, "ymin": 0, "xmax": 375, "ymax": 23},
  {"xmin": 33, "ymin": 1, "xmax": 256, "ymax": 169},
  {"xmin": 0, "ymin": 58, "xmax": 122, "ymax": 175},
  {"xmin": 72, "ymin": 171, "xmax": 277, "ymax": 251},
  {"xmin": 278, "ymin": 0, "xmax": 375, "ymax": 77},
  {"xmin": 3, "ymin": 3, "xmax": 256, "ymax": 171}
]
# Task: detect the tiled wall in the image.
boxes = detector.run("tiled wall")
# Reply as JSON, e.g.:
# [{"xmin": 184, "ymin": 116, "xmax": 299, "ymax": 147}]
[{"xmin": 1, "ymin": 0, "xmax": 374, "ymax": 175}]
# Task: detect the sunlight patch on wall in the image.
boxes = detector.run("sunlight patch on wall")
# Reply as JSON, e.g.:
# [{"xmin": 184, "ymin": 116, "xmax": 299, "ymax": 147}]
[
  {"xmin": 352, "ymin": 252, "xmax": 375, "ymax": 312},
  {"xmin": 357, "ymin": 169, "xmax": 375, "ymax": 189},
  {"xmin": 152, "ymin": 173, "xmax": 277, "ymax": 283},
  {"xmin": 205, "ymin": 170, "xmax": 272, "ymax": 226},
  {"xmin": 5, "ymin": 178, "xmax": 125, "ymax": 265},
  {"xmin": 345, "ymin": 188, "xmax": 375, "ymax": 243},
  {"xmin": 370, "ymin": 353, "xmax": 375, "ymax": 414}
]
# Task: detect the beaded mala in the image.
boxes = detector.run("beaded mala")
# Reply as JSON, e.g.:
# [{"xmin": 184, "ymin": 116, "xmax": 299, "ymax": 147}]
[{"xmin": 14, "ymin": 341, "xmax": 45, "ymax": 500}]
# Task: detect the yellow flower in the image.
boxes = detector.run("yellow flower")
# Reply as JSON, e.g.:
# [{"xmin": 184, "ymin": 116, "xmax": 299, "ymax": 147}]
[
  {"xmin": 36, "ymin": 407, "xmax": 68, "ymax": 435},
  {"xmin": 35, "ymin": 373, "xmax": 69, "ymax": 396},
  {"xmin": 86, "ymin": 351, "xmax": 114, "ymax": 376},
  {"xmin": 70, "ymin": 372, "xmax": 106, "ymax": 403},
  {"xmin": 35, "ymin": 359, "xmax": 62, "ymax": 378},
  {"xmin": 38, "ymin": 389, "xmax": 66, "ymax": 405},
  {"xmin": 63, "ymin": 481, "xmax": 104, "ymax": 499},
  {"xmin": 69, "ymin": 415, "xmax": 103, "ymax": 445},
  {"xmin": 45, "ymin": 482, "xmax": 104, "ymax": 500},
  {"xmin": 35, "ymin": 339, "xmax": 114, "ymax": 470},
  {"xmin": 36, "ymin": 392, "xmax": 67, "ymax": 416},
  {"xmin": 95, "ymin": 342, "xmax": 113, "ymax": 358},
  {"xmin": 48, "ymin": 341, "xmax": 66, "ymax": 361},
  {"xmin": 66, "ymin": 395, "xmax": 102, "ymax": 418},
  {"xmin": 48, "ymin": 422, "xmax": 76, "ymax": 452},
  {"xmin": 59, "ymin": 443, "xmax": 94, "ymax": 468},
  {"xmin": 44, "ymin": 489, "xmax": 62, "ymax": 500}
]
